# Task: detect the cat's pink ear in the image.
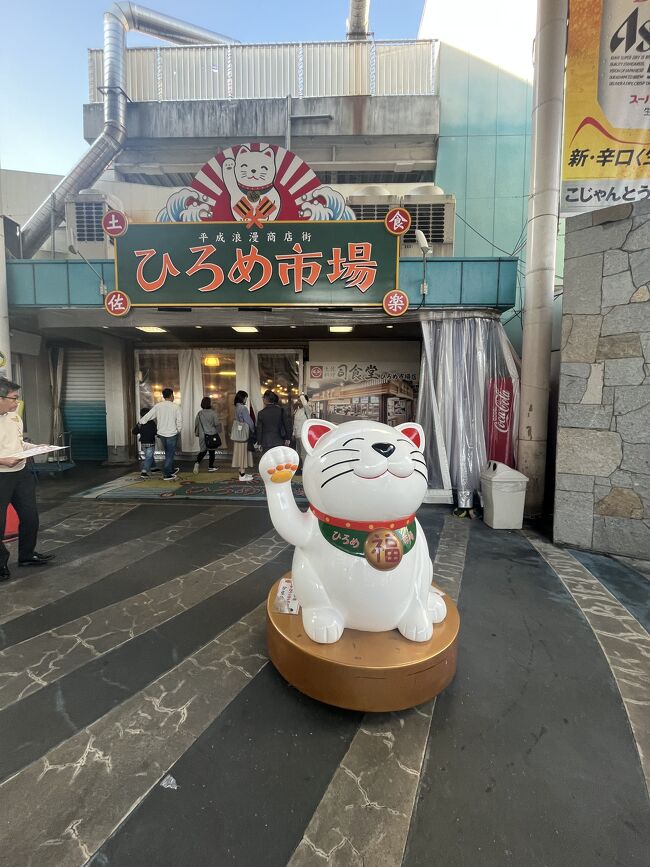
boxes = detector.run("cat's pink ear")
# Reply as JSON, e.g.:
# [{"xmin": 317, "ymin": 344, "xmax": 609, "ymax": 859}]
[
  {"xmin": 237, "ymin": 144, "xmax": 251, "ymax": 155},
  {"xmin": 262, "ymin": 147, "xmax": 274, "ymax": 159},
  {"xmin": 303, "ymin": 419, "xmax": 337, "ymax": 454},
  {"xmin": 396, "ymin": 423, "xmax": 425, "ymax": 452}
]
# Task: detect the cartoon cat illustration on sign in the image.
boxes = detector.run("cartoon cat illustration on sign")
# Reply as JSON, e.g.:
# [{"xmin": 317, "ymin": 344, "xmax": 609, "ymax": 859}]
[
  {"xmin": 260, "ymin": 419, "xmax": 447, "ymax": 644},
  {"xmin": 222, "ymin": 145, "xmax": 282, "ymax": 222}
]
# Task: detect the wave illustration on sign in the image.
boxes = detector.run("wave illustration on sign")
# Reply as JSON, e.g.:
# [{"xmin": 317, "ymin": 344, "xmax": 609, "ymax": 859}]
[{"xmin": 155, "ymin": 143, "xmax": 355, "ymax": 224}]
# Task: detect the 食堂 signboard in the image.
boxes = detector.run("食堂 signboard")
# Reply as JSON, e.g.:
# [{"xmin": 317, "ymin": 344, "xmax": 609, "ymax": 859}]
[{"xmin": 114, "ymin": 221, "xmax": 400, "ymax": 307}]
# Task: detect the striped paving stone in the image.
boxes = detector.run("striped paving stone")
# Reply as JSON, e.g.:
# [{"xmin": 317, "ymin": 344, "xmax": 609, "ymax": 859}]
[
  {"xmin": 0, "ymin": 531, "xmax": 287, "ymax": 711},
  {"xmin": 0, "ymin": 606, "xmax": 269, "ymax": 867},
  {"xmin": 0, "ymin": 505, "xmax": 239, "ymax": 628},
  {"xmin": 525, "ymin": 530, "xmax": 650, "ymax": 797},
  {"xmin": 289, "ymin": 515, "xmax": 469, "ymax": 866}
]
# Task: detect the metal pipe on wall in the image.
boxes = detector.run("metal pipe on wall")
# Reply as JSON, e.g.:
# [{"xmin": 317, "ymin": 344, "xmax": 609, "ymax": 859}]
[
  {"xmin": 517, "ymin": 0, "xmax": 568, "ymax": 515},
  {"xmin": 20, "ymin": 3, "xmax": 236, "ymax": 260},
  {"xmin": 347, "ymin": 0, "xmax": 370, "ymax": 40}
]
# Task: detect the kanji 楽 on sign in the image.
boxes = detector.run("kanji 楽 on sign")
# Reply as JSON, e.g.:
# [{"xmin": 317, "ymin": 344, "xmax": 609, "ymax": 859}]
[
  {"xmin": 102, "ymin": 210, "xmax": 128, "ymax": 238},
  {"xmin": 104, "ymin": 290, "xmax": 131, "ymax": 317},
  {"xmin": 384, "ymin": 208, "xmax": 411, "ymax": 236},
  {"xmin": 382, "ymin": 290, "xmax": 409, "ymax": 317}
]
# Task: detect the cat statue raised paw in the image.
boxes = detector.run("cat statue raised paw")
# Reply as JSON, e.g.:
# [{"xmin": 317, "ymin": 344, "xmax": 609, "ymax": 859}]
[{"xmin": 260, "ymin": 419, "xmax": 447, "ymax": 644}]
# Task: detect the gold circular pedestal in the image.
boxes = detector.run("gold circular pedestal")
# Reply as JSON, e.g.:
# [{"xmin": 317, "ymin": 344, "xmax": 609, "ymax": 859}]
[{"xmin": 266, "ymin": 575, "xmax": 460, "ymax": 712}]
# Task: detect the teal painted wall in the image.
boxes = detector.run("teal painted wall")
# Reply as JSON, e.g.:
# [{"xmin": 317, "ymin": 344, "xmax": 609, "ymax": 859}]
[
  {"xmin": 436, "ymin": 43, "xmax": 532, "ymax": 264},
  {"xmin": 61, "ymin": 402, "xmax": 108, "ymax": 461}
]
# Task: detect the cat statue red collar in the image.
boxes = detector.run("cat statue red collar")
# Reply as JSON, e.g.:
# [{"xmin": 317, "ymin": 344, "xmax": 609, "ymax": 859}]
[{"xmin": 260, "ymin": 419, "xmax": 447, "ymax": 644}]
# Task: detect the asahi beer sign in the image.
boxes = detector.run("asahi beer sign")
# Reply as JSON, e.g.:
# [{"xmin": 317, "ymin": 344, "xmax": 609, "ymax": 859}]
[{"xmin": 562, "ymin": 0, "xmax": 650, "ymax": 214}]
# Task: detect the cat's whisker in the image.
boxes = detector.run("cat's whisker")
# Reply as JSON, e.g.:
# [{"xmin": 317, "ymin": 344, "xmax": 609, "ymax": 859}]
[
  {"xmin": 321, "ymin": 458, "xmax": 361, "ymax": 474},
  {"xmin": 414, "ymin": 469, "xmax": 428, "ymax": 481},
  {"xmin": 320, "ymin": 448, "xmax": 361, "ymax": 459},
  {"xmin": 321, "ymin": 468, "xmax": 356, "ymax": 489}
]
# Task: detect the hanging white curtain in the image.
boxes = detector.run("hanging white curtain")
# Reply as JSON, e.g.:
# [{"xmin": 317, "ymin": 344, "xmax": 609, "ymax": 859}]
[
  {"xmin": 235, "ymin": 349, "xmax": 263, "ymax": 417},
  {"xmin": 423, "ymin": 315, "xmax": 520, "ymax": 509},
  {"xmin": 416, "ymin": 334, "xmax": 453, "ymax": 504},
  {"xmin": 179, "ymin": 349, "xmax": 204, "ymax": 452},
  {"xmin": 49, "ymin": 347, "xmax": 64, "ymax": 446}
]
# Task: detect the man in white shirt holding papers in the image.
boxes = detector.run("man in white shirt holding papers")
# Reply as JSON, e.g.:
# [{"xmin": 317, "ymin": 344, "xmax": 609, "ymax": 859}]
[
  {"xmin": 139, "ymin": 388, "xmax": 182, "ymax": 481},
  {"xmin": 0, "ymin": 377, "xmax": 54, "ymax": 581}
]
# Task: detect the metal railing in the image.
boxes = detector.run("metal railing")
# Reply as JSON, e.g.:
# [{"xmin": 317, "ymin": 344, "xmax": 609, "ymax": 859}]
[{"xmin": 88, "ymin": 40, "xmax": 438, "ymax": 102}]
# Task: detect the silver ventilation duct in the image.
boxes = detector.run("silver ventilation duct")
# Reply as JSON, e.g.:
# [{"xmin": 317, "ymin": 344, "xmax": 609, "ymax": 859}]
[
  {"xmin": 20, "ymin": 3, "xmax": 236, "ymax": 259},
  {"xmin": 346, "ymin": 0, "xmax": 370, "ymax": 40},
  {"xmin": 113, "ymin": 2, "xmax": 237, "ymax": 46}
]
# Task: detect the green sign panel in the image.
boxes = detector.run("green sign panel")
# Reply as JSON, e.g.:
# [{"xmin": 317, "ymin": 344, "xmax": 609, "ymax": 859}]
[{"xmin": 114, "ymin": 221, "xmax": 400, "ymax": 307}]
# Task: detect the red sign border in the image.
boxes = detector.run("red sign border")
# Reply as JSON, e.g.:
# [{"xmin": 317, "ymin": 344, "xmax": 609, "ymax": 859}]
[
  {"xmin": 382, "ymin": 289, "xmax": 410, "ymax": 317},
  {"xmin": 104, "ymin": 289, "xmax": 132, "ymax": 317},
  {"xmin": 103, "ymin": 210, "xmax": 129, "ymax": 238},
  {"xmin": 384, "ymin": 208, "xmax": 411, "ymax": 236}
]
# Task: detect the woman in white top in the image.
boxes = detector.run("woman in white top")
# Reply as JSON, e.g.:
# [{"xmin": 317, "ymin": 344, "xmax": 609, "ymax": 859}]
[{"xmin": 232, "ymin": 390, "xmax": 255, "ymax": 482}]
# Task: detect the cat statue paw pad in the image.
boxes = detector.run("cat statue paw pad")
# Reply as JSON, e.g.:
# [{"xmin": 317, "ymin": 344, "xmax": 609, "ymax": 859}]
[{"xmin": 267, "ymin": 464, "xmax": 298, "ymax": 483}]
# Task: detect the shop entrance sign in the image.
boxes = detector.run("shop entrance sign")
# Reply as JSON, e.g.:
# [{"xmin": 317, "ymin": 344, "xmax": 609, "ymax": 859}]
[{"xmin": 114, "ymin": 220, "xmax": 400, "ymax": 308}]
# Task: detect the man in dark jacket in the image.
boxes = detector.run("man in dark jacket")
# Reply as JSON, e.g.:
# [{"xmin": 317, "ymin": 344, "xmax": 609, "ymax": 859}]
[
  {"xmin": 133, "ymin": 408, "xmax": 159, "ymax": 477},
  {"xmin": 256, "ymin": 391, "xmax": 290, "ymax": 453}
]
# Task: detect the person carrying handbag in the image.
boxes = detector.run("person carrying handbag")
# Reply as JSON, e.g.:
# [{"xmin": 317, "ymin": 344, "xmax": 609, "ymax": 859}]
[
  {"xmin": 193, "ymin": 397, "xmax": 222, "ymax": 474},
  {"xmin": 231, "ymin": 390, "xmax": 255, "ymax": 482}
]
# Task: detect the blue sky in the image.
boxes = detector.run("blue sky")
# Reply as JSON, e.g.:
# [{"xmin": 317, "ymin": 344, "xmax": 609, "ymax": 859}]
[{"xmin": 0, "ymin": 0, "xmax": 425, "ymax": 175}]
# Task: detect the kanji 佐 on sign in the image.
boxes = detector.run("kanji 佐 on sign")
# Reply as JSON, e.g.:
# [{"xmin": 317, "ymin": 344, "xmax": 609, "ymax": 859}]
[
  {"xmin": 104, "ymin": 290, "xmax": 131, "ymax": 316},
  {"xmin": 102, "ymin": 210, "xmax": 128, "ymax": 238},
  {"xmin": 382, "ymin": 289, "xmax": 409, "ymax": 317}
]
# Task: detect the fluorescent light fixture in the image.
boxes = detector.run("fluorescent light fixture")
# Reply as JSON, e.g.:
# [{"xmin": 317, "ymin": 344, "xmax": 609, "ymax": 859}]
[
  {"xmin": 217, "ymin": 371, "xmax": 237, "ymax": 377},
  {"xmin": 203, "ymin": 356, "xmax": 220, "ymax": 367},
  {"xmin": 232, "ymin": 326, "xmax": 259, "ymax": 333},
  {"xmin": 386, "ymin": 325, "xmax": 394, "ymax": 329},
  {"xmin": 290, "ymin": 325, "xmax": 297, "ymax": 329},
  {"xmin": 195, "ymin": 325, "xmax": 202, "ymax": 329},
  {"xmin": 329, "ymin": 326, "xmax": 354, "ymax": 333},
  {"xmin": 136, "ymin": 326, "xmax": 167, "ymax": 334}
]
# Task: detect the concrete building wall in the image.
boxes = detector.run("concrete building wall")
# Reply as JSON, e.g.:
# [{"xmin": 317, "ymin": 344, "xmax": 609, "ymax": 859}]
[{"xmin": 554, "ymin": 201, "xmax": 650, "ymax": 558}]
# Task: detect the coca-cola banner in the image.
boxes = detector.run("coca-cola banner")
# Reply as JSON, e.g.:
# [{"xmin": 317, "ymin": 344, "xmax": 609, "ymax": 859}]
[
  {"xmin": 486, "ymin": 378, "xmax": 515, "ymax": 467},
  {"xmin": 562, "ymin": 1, "xmax": 650, "ymax": 214}
]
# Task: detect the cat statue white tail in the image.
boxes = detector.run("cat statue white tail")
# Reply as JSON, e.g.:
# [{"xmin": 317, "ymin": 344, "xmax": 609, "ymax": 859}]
[{"xmin": 260, "ymin": 419, "xmax": 447, "ymax": 644}]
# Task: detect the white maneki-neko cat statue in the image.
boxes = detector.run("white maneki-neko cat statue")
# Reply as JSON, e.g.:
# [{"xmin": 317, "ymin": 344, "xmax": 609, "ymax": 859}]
[{"xmin": 260, "ymin": 419, "xmax": 447, "ymax": 644}]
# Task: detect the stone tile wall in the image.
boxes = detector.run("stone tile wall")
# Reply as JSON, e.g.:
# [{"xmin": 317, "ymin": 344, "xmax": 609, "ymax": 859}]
[{"xmin": 554, "ymin": 201, "xmax": 650, "ymax": 558}]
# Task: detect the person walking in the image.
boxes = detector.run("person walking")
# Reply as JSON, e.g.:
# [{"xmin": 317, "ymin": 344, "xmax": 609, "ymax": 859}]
[
  {"xmin": 139, "ymin": 388, "xmax": 182, "ymax": 481},
  {"xmin": 194, "ymin": 396, "xmax": 221, "ymax": 474},
  {"xmin": 292, "ymin": 392, "xmax": 311, "ymax": 470},
  {"xmin": 256, "ymin": 390, "xmax": 290, "ymax": 453},
  {"xmin": 231, "ymin": 390, "xmax": 255, "ymax": 482},
  {"xmin": 132, "ymin": 407, "xmax": 159, "ymax": 478},
  {"xmin": 0, "ymin": 377, "xmax": 54, "ymax": 580}
]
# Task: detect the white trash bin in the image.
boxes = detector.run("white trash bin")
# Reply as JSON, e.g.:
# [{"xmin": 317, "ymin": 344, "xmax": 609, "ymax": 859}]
[{"xmin": 480, "ymin": 461, "xmax": 529, "ymax": 529}]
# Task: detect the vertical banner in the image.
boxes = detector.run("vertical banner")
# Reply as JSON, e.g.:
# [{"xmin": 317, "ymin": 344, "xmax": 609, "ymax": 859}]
[
  {"xmin": 562, "ymin": 0, "xmax": 650, "ymax": 214},
  {"xmin": 486, "ymin": 377, "xmax": 515, "ymax": 468}
]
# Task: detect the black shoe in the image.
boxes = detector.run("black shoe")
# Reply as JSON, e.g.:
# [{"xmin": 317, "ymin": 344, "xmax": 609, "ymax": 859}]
[
  {"xmin": 0, "ymin": 566, "xmax": 10, "ymax": 581},
  {"xmin": 18, "ymin": 552, "xmax": 55, "ymax": 567}
]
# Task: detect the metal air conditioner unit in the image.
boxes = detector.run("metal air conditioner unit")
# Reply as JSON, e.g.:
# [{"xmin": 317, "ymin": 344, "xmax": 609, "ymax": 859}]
[
  {"xmin": 65, "ymin": 190, "xmax": 124, "ymax": 259},
  {"xmin": 400, "ymin": 185, "xmax": 455, "ymax": 257},
  {"xmin": 346, "ymin": 185, "xmax": 396, "ymax": 222}
]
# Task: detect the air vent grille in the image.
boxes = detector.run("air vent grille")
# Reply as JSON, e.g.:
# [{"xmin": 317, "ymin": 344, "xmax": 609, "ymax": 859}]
[
  {"xmin": 74, "ymin": 202, "xmax": 104, "ymax": 243},
  {"xmin": 402, "ymin": 204, "xmax": 449, "ymax": 245}
]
